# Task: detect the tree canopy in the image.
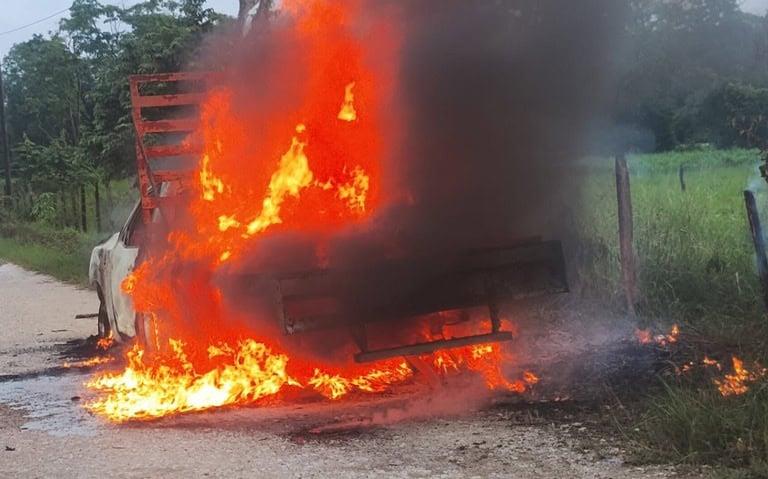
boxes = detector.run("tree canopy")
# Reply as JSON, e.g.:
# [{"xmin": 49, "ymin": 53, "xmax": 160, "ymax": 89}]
[{"xmin": 3, "ymin": 0, "xmax": 225, "ymax": 193}]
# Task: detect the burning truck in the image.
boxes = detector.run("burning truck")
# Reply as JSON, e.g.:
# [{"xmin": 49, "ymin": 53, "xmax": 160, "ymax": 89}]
[{"xmin": 85, "ymin": 0, "xmax": 619, "ymax": 421}]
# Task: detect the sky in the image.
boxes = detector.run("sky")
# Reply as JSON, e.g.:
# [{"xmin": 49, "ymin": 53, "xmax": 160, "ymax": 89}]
[
  {"xmin": 0, "ymin": 0, "xmax": 238, "ymax": 57},
  {"xmin": 0, "ymin": 0, "xmax": 767, "ymax": 57}
]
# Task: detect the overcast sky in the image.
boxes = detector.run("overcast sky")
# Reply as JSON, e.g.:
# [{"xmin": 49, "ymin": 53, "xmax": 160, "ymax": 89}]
[
  {"xmin": 1, "ymin": 0, "xmax": 767, "ymax": 57},
  {"xmin": 0, "ymin": 0, "xmax": 238, "ymax": 57}
]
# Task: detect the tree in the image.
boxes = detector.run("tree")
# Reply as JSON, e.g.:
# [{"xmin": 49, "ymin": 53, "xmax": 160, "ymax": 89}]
[
  {"xmin": 3, "ymin": 36, "xmax": 81, "ymax": 147},
  {"xmin": 616, "ymin": 0, "xmax": 767, "ymax": 150},
  {"xmin": 1, "ymin": 0, "xmax": 227, "ymax": 230}
]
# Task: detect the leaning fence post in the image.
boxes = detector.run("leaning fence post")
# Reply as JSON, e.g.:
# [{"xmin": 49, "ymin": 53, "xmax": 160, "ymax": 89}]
[
  {"xmin": 616, "ymin": 153, "xmax": 638, "ymax": 317},
  {"xmin": 743, "ymin": 190, "xmax": 768, "ymax": 311},
  {"xmin": 678, "ymin": 164, "xmax": 686, "ymax": 192}
]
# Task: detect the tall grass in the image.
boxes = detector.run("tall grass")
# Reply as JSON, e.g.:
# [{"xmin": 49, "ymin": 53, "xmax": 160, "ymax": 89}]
[
  {"xmin": 0, "ymin": 220, "xmax": 107, "ymax": 285},
  {"xmin": 640, "ymin": 380, "xmax": 768, "ymax": 471},
  {"xmin": 575, "ymin": 149, "xmax": 765, "ymax": 342},
  {"xmin": 576, "ymin": 148, "xmax": 768, "ymax": 473},
  {"xmin": 0, "ymin": 237, "xmax": 92, "ymax": 284}
]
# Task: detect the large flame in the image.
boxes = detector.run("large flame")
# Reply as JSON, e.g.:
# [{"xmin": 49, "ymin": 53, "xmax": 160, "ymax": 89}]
[{"xmin": 85, "ymin": 0, "xmax": 534, "ymax": 422}]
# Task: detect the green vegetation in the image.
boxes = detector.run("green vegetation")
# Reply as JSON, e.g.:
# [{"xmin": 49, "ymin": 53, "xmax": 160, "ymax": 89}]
[
  {"xmin": 1, "ymin": 0, "xmax": 224, "ymax": 232},
  {"xmin": 617, "ymin": 3, "xmax": 768, "ymax": 153},
  {"xmin": 638, "ymin": 381, "xmax": 768, "ymax": 475},
  {"xmin": 577, "ymin": 148, "xmax": 764, "ymax": 334},
  {"xmin": 0, "ymin": 177, "xmax": 135, "ymax": 283},
  {"xmin": 0, "ymin": 224, "xmax": 99, "ymax": 284},
  {"xmin": 0, "ymin": 237, "xmax": 91, "ymax": 285},
  {"xmin": 572, "ymin": 148, "xmax": 768, "ymax": 474}
]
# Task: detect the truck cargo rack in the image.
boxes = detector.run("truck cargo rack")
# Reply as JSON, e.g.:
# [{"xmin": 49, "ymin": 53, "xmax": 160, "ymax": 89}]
[{"xmin": 129, "ymin": 72, "xmax": 219, "ymax": 223}]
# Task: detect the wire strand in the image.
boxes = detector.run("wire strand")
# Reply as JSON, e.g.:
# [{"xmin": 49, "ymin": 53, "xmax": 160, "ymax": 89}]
[{"xmin": 0, "ymin": 7, "xmax": 71, "ymax": 37}]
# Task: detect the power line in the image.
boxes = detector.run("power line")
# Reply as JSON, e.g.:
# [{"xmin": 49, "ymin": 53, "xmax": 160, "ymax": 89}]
[{"xmin": 0, "ymin": 7, "xmax": 70, "ymax": 37}]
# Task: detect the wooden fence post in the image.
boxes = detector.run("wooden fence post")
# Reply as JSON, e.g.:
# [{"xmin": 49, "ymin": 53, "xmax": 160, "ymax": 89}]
[
  {"xmin": 616, "ymin": 153, "xmax": 638, "ymax": 316},
  {"xmin": 678, "ymin": 164, "xmax": 686, "ymax": 192},
  {"xmin": 744, "ymin": 190, "xmax": 768, "ymax": 311}
]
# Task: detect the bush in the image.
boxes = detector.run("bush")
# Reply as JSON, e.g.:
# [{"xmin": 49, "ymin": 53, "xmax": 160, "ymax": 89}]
[{"xmin": 0, "ymin": 221, "xmax": 86, "ymax": 252}]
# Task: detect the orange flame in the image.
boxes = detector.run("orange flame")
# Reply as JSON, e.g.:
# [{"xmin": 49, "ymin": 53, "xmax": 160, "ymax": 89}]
[
  {"xmin": 85, "ymin": 337, "xmax": 533, "ymax": 421},
  {"xmin": 338, "ymin": 82, "xmax": 357, "ymax": 122},
  {"xmin": 714, "ymin": 356, "xmax": 766, "ymax": 397},
  {"xmin": 635, "ymin": 324, "xmax": 679, "ymax": 347},
  {"xmin": 676, "ymin": 354, "xmax": 765, "ymax": 397},
  {"xmin": 96, "ymin": 332, "xmax": 115, "ymax": 351},
  {"xmin": 63, "ymin": 356, "xmax": 115, "ymax": 369}
]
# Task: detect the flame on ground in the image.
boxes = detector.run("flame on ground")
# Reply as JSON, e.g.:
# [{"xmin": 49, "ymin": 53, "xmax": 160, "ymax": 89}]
[
  {"xmin": 713, "ymin": 356, "xmax": 766, "ymax": 397},
  {"xmin": 635, "ymin": 324, "xmax": 679, "ymax": 347},
  {"xmin": 63, "ymin": 356, "xmax": 115, "ymax": 369},
  {"xmin": 636, "ymin": 325, "xmax": 766, "ymax": 396},
  {"xmin": 96, "ymin": 333, "xmax": 114, "ymax": 351},
  {"xmin": 86, "ymin": 338, "xmax": 537, "ymax": 422}
]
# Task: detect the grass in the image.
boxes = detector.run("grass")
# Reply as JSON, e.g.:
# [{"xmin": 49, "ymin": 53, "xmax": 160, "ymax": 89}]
[
  {"xmin": 0, "ymin": 237, "xmax": 92, "ymax": 284},
  {"xmin": 636, "ymin": 379, "xmax": 768, "ymax": 477},
  {"xmin": 0, "ymin": 220, "xmax": 109, "ymax": 285},
  {"xmin": 571, "ymin": 147, "xmax": 768, "ymax": 475},
  {"xmin": 575, "ymin": 149, "xmax": 765, "ymax": 341},
  {"xmin": 0, "ymin": 177, "xmax": 135, "ymax": 284},
  {"xmin": 629, "ymin": 147, "xmax": 760, "ymax": 175}
]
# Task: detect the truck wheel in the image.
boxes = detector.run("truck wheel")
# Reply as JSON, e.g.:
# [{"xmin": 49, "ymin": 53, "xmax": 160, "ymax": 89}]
[{"xmin": 135, "ymin": 312, "xmax": 160, "ymax": 352}]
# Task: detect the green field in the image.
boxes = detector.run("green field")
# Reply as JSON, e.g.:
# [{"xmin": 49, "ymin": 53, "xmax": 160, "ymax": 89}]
[
  {"xmin": 576, "ymin": 148, "xmax": 764, "ymax": 338},
  {"xmin": 572, "ymin": 148, "xmax": 768, "ymax": 474}
]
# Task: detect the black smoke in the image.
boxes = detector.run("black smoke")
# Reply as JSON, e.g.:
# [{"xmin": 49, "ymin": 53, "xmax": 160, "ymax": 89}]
[{"xmin": 219, "ymin": 0, "xmax": 628, "ymax": 355}]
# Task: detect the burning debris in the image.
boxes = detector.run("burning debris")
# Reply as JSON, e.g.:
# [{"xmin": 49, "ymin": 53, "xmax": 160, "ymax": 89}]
[
  {"xmin": 634, "ymin": 324, "xmax": 766, "ymax": 398},
  {"xmin": 62, "ymin": 356, "xmax": 115, "ymax": 369},
  {"xmin": 634, "ymin": 324, "xmax": 680, "ymax": 347},
  {"xmin": 678, "ymin": 355, "xmax": 767, "ymax": 397},
  {"xmin": 85, "ymin": 338, "xmax": 540, "ymax": 422},
  {"xmin": 96, "ymin": 333, "xmax": 114, "ymax": 351},
  {"xmin": 714, "ymin": 357, "xmax": 766, "ymax": 397}
]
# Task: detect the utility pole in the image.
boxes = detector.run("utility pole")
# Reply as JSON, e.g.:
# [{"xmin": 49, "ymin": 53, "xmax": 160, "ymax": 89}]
[{"xmin": 0, "ymin": 64, "xmax": 11, "ymax": 202}]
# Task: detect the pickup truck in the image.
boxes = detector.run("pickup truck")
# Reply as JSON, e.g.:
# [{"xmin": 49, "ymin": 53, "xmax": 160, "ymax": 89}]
[{"xmin": 89, "ymin": 72, "xmax": 569, "ymax": 362}]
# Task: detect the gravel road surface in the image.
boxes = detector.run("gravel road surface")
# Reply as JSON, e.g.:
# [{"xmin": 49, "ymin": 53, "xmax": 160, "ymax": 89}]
[{"xmin": 0, "ymin": 262, "xmax": 694, "ymax": 478}]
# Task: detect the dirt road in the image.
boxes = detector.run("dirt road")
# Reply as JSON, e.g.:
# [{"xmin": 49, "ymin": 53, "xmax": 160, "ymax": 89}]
[{"xmin": 0, "ymin": 263, "xmax": 690, "ymax": 478}]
